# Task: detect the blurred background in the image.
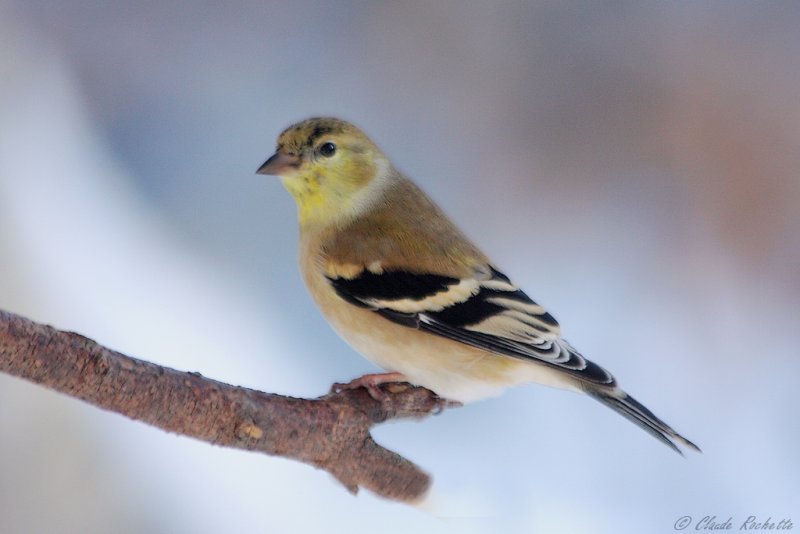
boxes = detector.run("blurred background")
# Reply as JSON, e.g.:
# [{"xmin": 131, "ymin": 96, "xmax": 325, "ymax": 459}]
[{"xmin": 1, "ymin": 2, "xmax": 798, "ymax": 533}]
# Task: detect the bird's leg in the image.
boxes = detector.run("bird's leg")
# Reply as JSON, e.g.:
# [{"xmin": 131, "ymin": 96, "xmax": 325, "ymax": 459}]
[{"xmin": 331, "ymin": 372, "xmax": 407, "ymax": 401}]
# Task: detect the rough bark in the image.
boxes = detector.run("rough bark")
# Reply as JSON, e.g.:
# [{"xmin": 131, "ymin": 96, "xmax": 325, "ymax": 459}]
[{"xmin": 0, "ymin": 309, "xmax": 457, "ymax": 503}]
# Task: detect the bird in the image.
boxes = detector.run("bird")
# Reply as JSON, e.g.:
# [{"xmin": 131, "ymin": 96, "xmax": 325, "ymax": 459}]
[{"xmin": 257, "ymin": 117, "xmax": 700, "ymax": 455}]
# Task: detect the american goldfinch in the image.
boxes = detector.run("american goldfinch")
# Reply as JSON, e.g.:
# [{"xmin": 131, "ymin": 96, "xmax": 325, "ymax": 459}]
[{"xmin": 257, "ymin": 117, "xmax": 699, "ymax": 454}]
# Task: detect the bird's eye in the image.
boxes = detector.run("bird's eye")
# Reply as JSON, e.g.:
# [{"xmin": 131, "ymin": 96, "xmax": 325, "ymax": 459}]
[{"xmin": 319, "ymin": 142, "xmax": 337, "ymax": 157}]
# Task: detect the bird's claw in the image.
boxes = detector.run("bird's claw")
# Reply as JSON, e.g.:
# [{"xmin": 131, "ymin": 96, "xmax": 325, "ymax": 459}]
[{"xmin": 330, "ymin": 372, "xmax": 407, "ymax": 402}]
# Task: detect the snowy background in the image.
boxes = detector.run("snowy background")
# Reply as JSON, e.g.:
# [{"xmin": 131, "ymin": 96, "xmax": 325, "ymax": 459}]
[{"xmin": 1, "ymin": 2, "xmax": 798, "ymax": 533}]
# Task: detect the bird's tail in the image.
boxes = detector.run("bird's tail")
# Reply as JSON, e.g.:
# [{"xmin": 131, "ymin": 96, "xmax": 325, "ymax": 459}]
[{"xmin": 587, "ymin": 389, "xmax": 701, "ymax": 455}]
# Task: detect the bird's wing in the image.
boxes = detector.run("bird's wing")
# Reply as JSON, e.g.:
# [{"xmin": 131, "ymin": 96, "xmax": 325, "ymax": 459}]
[{"xmin": 326, "ymin": 264, "xmax": 616, "ymax": 387}]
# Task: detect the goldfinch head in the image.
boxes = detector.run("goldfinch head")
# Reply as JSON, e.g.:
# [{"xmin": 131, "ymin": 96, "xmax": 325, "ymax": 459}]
[{"xmin": 257, "ymin": 117, "xmax": 389, "ymax": 225}]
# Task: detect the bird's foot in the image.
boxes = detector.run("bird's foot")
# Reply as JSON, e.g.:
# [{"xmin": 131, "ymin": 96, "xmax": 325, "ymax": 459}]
[{"xmin": 331, "ymin": 372, "xmax": 407, "ymax": 401}]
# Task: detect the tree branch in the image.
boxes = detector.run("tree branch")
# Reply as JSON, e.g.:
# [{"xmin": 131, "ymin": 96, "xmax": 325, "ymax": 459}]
[{"xmin": 0, "ymin": 309, "xmax": 457, "ymax": 503}]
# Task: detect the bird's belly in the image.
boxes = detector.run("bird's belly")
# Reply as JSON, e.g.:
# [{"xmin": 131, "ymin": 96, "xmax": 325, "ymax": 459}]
[{"xmin": 334, "ymin": 317, "xmax": 526, "ymax": 402}]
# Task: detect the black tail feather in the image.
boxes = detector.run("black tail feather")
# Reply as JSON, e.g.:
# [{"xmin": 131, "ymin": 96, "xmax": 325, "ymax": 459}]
[{"xmin": 587, "ymin": 390, "xmax": 701, "ymax": 455}]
